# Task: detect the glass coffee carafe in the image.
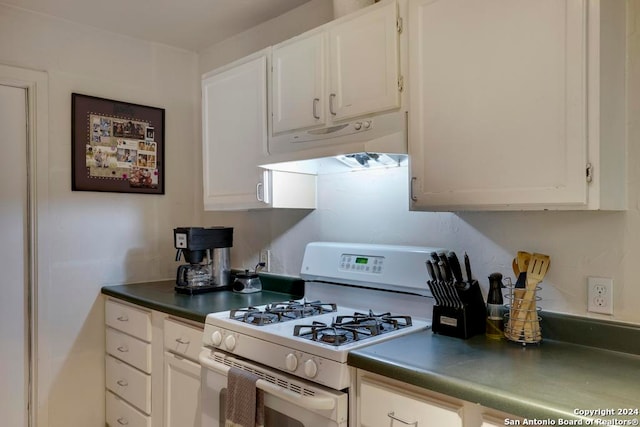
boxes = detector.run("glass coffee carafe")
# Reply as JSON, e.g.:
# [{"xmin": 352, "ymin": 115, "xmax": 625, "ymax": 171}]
[{"xmin": 176, "ymin": 264, "xmax": 211, "ymax": 288}]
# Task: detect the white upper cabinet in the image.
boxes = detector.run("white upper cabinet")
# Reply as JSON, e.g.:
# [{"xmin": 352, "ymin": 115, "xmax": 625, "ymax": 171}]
[
  {"xmin": 272, "ymin": 32, "xmax": 326, "ymax": 134},
  {"xmin": 270, "ymin": 0, "xmax": 401, "ymax": 141},
  {"xmin": 328, "ymin": 0, "xmax": 400, "ymax": 121},
  {"xmin": 202, "ymin": 50, "xmax": 316, "ymax": 211},
  {"xmin": 202, "ymin": 52, "xmax": 269, "ymax": 210},
  {"xmin": 408, "ymin": 0, "xmax": 626, "ymax": 211}
]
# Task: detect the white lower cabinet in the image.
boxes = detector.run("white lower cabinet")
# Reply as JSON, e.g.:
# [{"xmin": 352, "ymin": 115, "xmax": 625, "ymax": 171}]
[
  {"xmin": 357, "ymin": 370, "xmax": 463, "ymax": 427},
  {"xmin": 107, "ymin": 391, "xmax": 152, "ymax": 427},
  {"xmin": 164, "ymin": 352, "xmax": 201, "ymax": 427},
  {"xmin": 104, "ymin": 297, "xmax": 204, "ymax": 427},
  {"xmin": 356, "ymin": 370, "xmax": 521, "ymax": 427},
  {"xmin": 163, "ymin": 317, "xmax": 203, "ymax": 427}
]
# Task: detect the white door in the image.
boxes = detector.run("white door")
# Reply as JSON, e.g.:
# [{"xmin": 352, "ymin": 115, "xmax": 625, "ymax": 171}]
[
  {"xmin": 202, "ymin": 52, "xmax": 269, "ymax": 210},
  {"xmin": 164, "ymin": 352, "xmax": 201, "ymax": 427},
  {"xmin": 329, "ymin": 0, "xmax": 400, "ymax": 121},
  {"xmin": 0, "ymin": 84, "xmax": 28, "ymax": 427},
  {"xmin": 408, "ymin": 0, "xmax": 588, "ymax": 210},
  {"xmin": 271, "ymin": 31, "xmax": 326, "ymax": 134}
]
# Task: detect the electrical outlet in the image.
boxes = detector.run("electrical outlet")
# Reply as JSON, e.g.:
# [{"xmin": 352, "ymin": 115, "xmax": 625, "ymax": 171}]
[
  {"xmin": 259, "ymin": 249, "xmax": 271, "ymax": 272},
  {"xmin": 587, "ymin": 277, "xmax": 613, "ymax": 315}
]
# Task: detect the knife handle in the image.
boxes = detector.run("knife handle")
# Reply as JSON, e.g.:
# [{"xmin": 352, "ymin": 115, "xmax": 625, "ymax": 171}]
[
  {"xmin": 447, "ymin": 251, "xmax": 464, "ymax": 283},
  {"xmin": 438, "ymin": 261, "xmax": 449, "ymax": 282},
  {"xmin": 431, "ymin": 260, "xmax": 442, "ymax": 281},
  {"xmin": 464, "ymin": 252, "xmax": 473, "ymax": 282},
  {"xmin": 425, "ymin": 261, "xmax": 436, "ymax": 282},
  {"xmin": 438, "ymin": 252, "xmax": 452, "ymax": 281}
]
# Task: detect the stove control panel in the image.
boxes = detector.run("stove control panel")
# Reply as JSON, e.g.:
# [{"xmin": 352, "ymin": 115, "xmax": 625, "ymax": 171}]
[{"xmin": 339, "ymin": 254, "xmax": 384, "ymax": 274}]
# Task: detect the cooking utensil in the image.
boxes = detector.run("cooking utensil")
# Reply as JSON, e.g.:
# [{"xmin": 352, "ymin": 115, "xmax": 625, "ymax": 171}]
[
  {"xmin": 448, "ymin": 251, "xmax": 464, "ymax": 284},
  {"xmin": 232, "ymin": 268, "xmax": 262, "ymax": 293},
  {"xmin": 516, "ymin": 251, "xmax": 531, "ymax": 276},
  {"xmin": 509, "ymin": 253, "xmax": 550, "ymax": 340},
  {"xmin": 426, "ymin": 261, "xmax": 445, "ymax": 306},
  {"xmin": 464, "ymin": 252, "xmax": 473, "ymax": 282},
  {"xmin": 425, "ymin": 260, "xmax": 436, "ymax": 282},
  {"xmin": 438, "ymin": 252, "xmax": 452, "ymax": 282}
]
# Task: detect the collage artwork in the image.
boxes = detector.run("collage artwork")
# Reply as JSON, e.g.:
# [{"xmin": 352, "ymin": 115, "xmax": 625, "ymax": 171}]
[{"xmin": 86, "ymin": 114, "xmax": 158, "ymax": 189}]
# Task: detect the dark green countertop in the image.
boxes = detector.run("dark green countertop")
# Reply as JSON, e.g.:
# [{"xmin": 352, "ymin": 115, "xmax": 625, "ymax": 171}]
[
  {"xmin": 349, "ymin": 325, "xmax": 640, "ymax": 423},
  {"xmin": 101, "ymin": 273, "xmax": 304, "ymax": 323},
  {"xmin": 102, "ymin": 277, "xmax": 640, "ymax": 423}
]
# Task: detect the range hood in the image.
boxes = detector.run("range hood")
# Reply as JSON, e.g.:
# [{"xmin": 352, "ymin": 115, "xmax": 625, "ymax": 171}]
[{"xmin": 260, "ymin": 110, "xmax": 408, "ymax": 175}]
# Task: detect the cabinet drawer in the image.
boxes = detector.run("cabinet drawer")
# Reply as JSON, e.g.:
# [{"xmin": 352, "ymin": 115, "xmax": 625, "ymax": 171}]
[
  {"xmin": 106, "ymin": 355, "xmax": 151, "ymax": 415},
  {"xmin": 359, "ymin": 376, "xmax": 463, "ymax": 427},
  {"xmin": 106, "ymin": 391, "xmax": 151, "ymax": 427},
  {"xmin": 163, "ymin": 318, "xmax": 203, "ymax": 362},
  {"xmin": 105, "ymin": 299, "xmax": 151, "ymax": 342},
  {"xmin": 106, "ymin": 327, "xmax": 151, "ymax": 374}
]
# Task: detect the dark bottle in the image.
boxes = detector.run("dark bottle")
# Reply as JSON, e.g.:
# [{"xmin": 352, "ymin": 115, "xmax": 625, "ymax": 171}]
[{"xmin": 486, "ymin": 272, "xmax": 504, "ymax": 339}]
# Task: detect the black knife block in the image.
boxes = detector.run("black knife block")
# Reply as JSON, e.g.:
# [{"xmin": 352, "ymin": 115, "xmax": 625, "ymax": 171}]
[{"xmin": 429, "ymin": 280, "xmax": 487, "ymax": 339}]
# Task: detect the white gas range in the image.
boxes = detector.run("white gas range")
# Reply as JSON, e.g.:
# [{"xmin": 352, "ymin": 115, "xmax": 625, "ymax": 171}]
[{"xmin": 199, "ymin": 242, "xmax": 441, "ymax": 427}]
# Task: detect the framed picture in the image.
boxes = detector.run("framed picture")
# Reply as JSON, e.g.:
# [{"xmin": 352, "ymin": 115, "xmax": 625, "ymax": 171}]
[{"xmin": 71, "ymin": 93, "xmax": 165, "ymax": 194}]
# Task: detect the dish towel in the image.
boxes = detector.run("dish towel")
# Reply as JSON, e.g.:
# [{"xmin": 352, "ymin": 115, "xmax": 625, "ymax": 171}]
[{"xmin": 225, "ymin": 367, "xmax": 264, "ymax": 427}]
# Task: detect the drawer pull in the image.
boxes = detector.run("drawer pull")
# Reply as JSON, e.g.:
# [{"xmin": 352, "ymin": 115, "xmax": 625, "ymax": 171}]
[
  {"xmin": 116, "ymin": 315, "xmax": 129, "ymax": 322},
  {"xmin": 175, "ymin": 337, "xmax": 190, "ymax": 345},
  {"xmin": 116, "ymin": 417, "xmax": 129, "ymax": 425},
  {"xmin": 388, "ymin": 411, "xmax": 418, "ymax": 426},
  {"xmin": 116, "ymin": 379, "xmax": 128, "ymax": 387},
  {"xmin": 116, "ymin": 345, "xmax": 129, "ymax": 353}
]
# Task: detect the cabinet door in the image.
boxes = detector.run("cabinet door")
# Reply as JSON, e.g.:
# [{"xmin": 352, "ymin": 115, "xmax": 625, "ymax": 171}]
[
  {"xmin": 272, "ymin": 32, "xmax": 326, "ymax": 134},
  {"xmin": 409, "ymin": 0, "xmax": 588, "ymax": 210},
  {"xmin": 329, "ymin": 0, "xmax": 400, "ymax": 121},
  {"xmin": 358, "ymin": 374, "xmax": 463, "ymax": 427},
  {"xmin": 202, "ymin": 53, "xmax": 268, "ymax": 210},
  {"xmin": 164, "ymin": 352, "xmax": 201, "ymax": 427}
]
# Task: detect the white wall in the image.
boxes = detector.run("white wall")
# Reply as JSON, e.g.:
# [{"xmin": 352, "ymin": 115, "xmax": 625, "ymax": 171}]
[
  {"xmin": 0, "ymin": 4, "xmax": 199, "ymax": 426},
  {"xmin": 200, "ymin": 1, "xmax": 640, "ymax": 325}
]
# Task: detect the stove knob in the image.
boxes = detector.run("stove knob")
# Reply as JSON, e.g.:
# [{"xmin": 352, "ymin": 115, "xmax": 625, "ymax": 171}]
[
  {"xmin": 285, "ymin": 353, "xmax": 298, "ymax": 372},
  {"xmin": 224, "ymin": 334, "xmax": 236, "ymax": 351},
  {"xmin": 211, "ymin": 330, "xmax": 222, "ymax": 346},
  {"xmin": 304, "ymin": 359, "xmax": 318, "ymax": 378}
]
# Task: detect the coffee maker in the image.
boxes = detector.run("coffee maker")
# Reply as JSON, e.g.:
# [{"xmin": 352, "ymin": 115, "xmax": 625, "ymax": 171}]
[{"xmin": 174, "ymin": 226, "xmax": 233, "ymax": 294}]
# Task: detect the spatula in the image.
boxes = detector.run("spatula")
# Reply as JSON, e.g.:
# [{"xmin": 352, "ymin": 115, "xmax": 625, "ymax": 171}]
[
  {"xmin": 510, "ymin": 253, "xmax": 550, "ymax": 340},
  {"xmin": 506, "ymin": 252, "xmax": 530, "ymax": 340}
]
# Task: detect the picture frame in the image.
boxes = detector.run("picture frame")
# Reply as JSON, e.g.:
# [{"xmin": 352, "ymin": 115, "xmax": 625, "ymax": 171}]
[{"xmin": 71, "ymin": 93, "xmax": 165, "ymax": 194}]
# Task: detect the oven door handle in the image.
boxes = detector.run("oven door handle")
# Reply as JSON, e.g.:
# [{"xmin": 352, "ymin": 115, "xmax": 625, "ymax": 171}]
[{"xmin": 199, "ymin": 352, "xmax": 336, "ymax": 411}]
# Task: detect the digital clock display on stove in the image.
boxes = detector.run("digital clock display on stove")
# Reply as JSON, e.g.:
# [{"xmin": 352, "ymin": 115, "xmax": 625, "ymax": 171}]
[{"xmin": 340, "ymin": 254, "xmax": 384, "ymax": 274}]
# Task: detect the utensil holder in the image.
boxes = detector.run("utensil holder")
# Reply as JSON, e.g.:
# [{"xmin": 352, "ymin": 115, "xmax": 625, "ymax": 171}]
[
  {"xmin": 504, "ymin": 282, "xmax": 542, "ymax": 345},
  {"xmin": 429, "ymin": 280, "xmax": 486, "ymax": 339}
]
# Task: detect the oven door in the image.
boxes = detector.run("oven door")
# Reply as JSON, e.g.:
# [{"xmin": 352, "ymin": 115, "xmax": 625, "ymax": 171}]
[{"xmin": 199, "ymin": 349, "xmax": 348, "ymax": 427}]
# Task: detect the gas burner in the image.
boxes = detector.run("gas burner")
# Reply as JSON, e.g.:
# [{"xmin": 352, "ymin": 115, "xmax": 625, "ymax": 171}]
[
  {"xmin": 335, "ymin": 310, "xmax": 413, "ymax": 335},
  {"xmin": 230, "ymin": 307, "xmax": 279, "ymax": 326},
  {"xmin": 318, "ymin": 328, "xmax": 349, "ymax": 345},
  {"xmin": 266, "ymin": 300, "xmax": 337, "ymax": 319},
  {"xmin": 230, "ymin": 300, "xmax": 338, "ymax": 325},
  {"xmin": 294, "ymin": 320, "xmax": 377, "ymax": 346}
]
